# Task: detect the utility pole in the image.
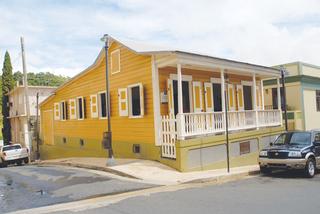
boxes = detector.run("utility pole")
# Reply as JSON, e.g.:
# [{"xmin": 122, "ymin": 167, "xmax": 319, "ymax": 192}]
[
  {"xmin": 280, "ymin": 66, "xmax": 288, "ymax": 131},
  {"xmin": 20, "ymin": 36, "xmax": 31, "ymax": 156},
  {"xmin": 36, "ymin": 92, "xmax": 40, "ymax": 159},
  {"xmin": 224, "ymin": 73, "xmax": 230, "ymax": 173}
]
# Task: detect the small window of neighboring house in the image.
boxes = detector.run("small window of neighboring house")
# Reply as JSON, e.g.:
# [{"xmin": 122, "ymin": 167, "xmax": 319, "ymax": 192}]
[
  {"xmin": 54, "ymin": 102, "xmax": 60, "ymax": 120},
  {"xmin": 111, "ymin": 49, "xmax": 120, "ymax": 74},
  {"xmin": 60, "ymin": 101, "xmax": 67, "ymax": 121},
  {"xmin": 240, "ymin": 141, "xmax": 250, "ymax": 155},
  {"xmin": 77, "ymin": 97, "xmax": 85, "ymax": 120},
  {"xmin": 69, "ymin": 99, "xmax": 77, "ymax": 119},
  {"xmin": 316, "ymin": 90, "xmax": 320, "ymax": 112},
  {"xmin": 128, "ymin": 83, "xmax": 144, "ymax": 118},
  {"xmin": 90, "ymin": 94, "xmax": 98, "ymax": 118},
  {"xmin": 98, "ymin": 92, "xmax": 107, "ymax": 119}
]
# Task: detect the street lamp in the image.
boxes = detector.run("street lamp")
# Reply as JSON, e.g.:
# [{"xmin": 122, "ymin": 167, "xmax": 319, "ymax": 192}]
[{"xmin": 100, "ymin": 34, "xmax": 115, "ymax": 165}]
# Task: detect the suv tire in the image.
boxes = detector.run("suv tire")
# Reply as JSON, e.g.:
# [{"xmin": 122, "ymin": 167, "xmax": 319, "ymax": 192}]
[
  {"xmin": 260, "ymin": 166, "xmax": 271, "ymax": 175},
  {"xmin": 305, "ymin": 158, "xmax": 316, "ymax": 178}
]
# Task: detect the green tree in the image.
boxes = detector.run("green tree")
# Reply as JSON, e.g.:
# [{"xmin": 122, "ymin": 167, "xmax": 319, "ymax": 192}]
[
  {"xmin": 13, "ymin": 71, "xmax": 69, "ymax": 87},
  {"xmin": 2, "ymin": 51, "xmax": 14, "ymax": 144}
]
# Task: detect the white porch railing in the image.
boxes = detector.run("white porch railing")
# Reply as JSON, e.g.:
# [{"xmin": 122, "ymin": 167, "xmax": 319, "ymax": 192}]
[{"xmin": 160, "ymin": 109, "xmax": 281, "ymax": 159}]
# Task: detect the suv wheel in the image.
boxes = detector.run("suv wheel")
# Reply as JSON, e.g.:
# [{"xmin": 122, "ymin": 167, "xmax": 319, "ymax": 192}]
[
  {"xmin": 305, "ymin": 158, "xmax": 316, "ymax": 178},
  {"xmin": 260, "ymin": 166, "xmax": 271, "ymax": 175}
]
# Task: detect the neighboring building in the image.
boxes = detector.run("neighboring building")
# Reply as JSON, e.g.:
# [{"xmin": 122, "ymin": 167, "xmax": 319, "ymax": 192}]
[
  {"xmin": 264, "ymin": 62, "xmax": 320, "ymax": 131},
  {"xmin": 8, "ymin": 85, "xmax": 56, "ymax": 152},
  {"xmin": 40, "ymin": 36, "xmax": 283, "ymax": 172}
]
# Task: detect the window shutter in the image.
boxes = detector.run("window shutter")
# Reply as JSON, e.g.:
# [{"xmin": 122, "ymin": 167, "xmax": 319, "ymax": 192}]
[
  {"xmin": 111, "ymin": 49, "xmax": 120, "ymax": 74},
  {"xmin": 237, "ymin": 85, "xmax": 244, "ymax": 110},
  {"xmin": 167, "ymin": 79, "xmax": 174, "ymax": 115},
  {"xmin": 69, "ymin": 99, "xmax": 77, "ymax": 119},
  {"xmin": 83, "ymin": 97, "xmax": 87, "ymax": 118},
  {"xmin": 90, "ymin": 94, "xmax": 98, "ymax": 118},
  {"xmin": 204, "ymin": 82, "xmax": 214, "ymax": 112},
  {"xmin": 228, "ymin": 84, "xmax": 235, "ymax": 111},
  {"xmin": 65, "ymin": 101, "xmax": 68, "ymax": 120},
  {"xmin": 118, "ymin": 88, "xmax": 128, "ymax": 116},
  {"xmin": 256, "ymin": 88, "xmax": 261, "ymax": 110},
  {"xmin": 139, "ymin": 84, "xmax": 144, "ymax": 116},
  {"xmin": 54, "ymin": 103, "xmax": 60, "ymax": 120},
  {"xmin": 193, "ymin": 81, "xmax": 203, "ymax": 112}
]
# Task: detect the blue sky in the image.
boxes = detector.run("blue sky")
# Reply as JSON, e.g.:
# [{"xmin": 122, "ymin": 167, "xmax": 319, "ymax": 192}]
[{"xmin": 1, "ymin": 0, "xmax": 320, "ymax": 77}]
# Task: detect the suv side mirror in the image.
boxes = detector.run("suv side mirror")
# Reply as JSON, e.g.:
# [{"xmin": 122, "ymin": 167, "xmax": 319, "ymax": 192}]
[
  {"xmin": 314, "ymin": 141, "xmax": 320, "ymax": 146},
  {"xmin": 269, "ymin": 142, "xmax": 273, "ymax": 146}
]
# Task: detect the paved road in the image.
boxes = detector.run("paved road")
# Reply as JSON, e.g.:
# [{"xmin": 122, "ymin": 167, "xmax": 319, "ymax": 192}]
[
  {"xmin": 0, "ymin": 165, "xmax": 154, "ymax": 213},
  {"xmin": 56, "ymin": 170, "xmax": 320, "ymax": 214}
]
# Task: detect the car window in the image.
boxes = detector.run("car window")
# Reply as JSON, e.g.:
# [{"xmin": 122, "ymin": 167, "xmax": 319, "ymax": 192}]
[
  {"xmin": 314, "ymin": 133, "xmax": 320, "ymax": 142},
  {"xmin": 3, "ymin": 145, "xmax": 21, "ymax": 151},
  {"xmin": 290, "ymin": 133, "xmax": 311, "ymax": 145}
]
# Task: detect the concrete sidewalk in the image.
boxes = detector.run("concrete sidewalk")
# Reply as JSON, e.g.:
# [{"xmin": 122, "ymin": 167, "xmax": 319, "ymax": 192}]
[{"xmin": 38, "ymin": 158, "xmax": 260, "ymax": 185}]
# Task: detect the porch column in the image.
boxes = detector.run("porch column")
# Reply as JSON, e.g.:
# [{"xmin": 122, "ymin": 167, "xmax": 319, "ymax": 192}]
[
  {"xmin": 151, "ymin": 56, "xmax": 161, "ymax": 146},
  {"xmin": 221, "ymin": 69, "xmax": 226, "ymax": 131},
  {"xmin": 177, "ymin": 63, "xmax": 185, "ymax": 139},
  {"xmin": 260, "ymin": 79, "xmax": 265, "ymax": 110},
  {"xmin": 277, "ymin": 78, "xmax": 283, "ymax": 126},
  {"xmin": 253, "ymin": 73, "xmax": 259, "ymax": 129}
]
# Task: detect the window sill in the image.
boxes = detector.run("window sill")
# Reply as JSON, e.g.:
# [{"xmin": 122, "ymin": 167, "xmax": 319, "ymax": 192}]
[
  {"xmin": 129, "ymin": 115, "xmax": 143, "ymax": 119},
  {"xmin": 99, "ymin": 117, "xmax": 108, "ymax": 120}
]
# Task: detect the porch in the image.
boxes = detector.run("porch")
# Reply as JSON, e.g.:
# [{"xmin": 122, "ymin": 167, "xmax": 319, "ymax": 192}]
[{"xmin": 151, "ymin": 53, "xmax": 283, "ymax": 159}]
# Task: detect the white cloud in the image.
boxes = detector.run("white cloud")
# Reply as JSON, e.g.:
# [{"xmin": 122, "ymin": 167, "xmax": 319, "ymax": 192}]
[{"xmin": 1, "ymin": 0, "xmax": 320, "ymax": 77}]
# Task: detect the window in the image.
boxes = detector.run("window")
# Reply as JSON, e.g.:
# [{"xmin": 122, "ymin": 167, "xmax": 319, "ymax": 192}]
[
  {"xmin": 240, "ymin": 141, "xmax": 250, "ymax": 155},
  {"xmin": 77, "ymin": 97, "xmax": 85, "ymax": 120},
  {"xmin": 111, "ymin": 49, "xmax": 120, "ymax": 74},
  {"xmin": 128, "ymin": 83, "xmax": 144, "ymax": 117},
  {"xmin": 60, "ymin": 101, "xmax": 67, "ymax": 120},
  {"xmin": 98, "ymin": 92, "xmax": 107, "ymax": 118},
  {"xmin": 316, "ymin": 90, "xmax": 320, "ymax": 112},
  {"xmin": 69, "ymin": 99, "xmax": 77, "ymax": 119}
]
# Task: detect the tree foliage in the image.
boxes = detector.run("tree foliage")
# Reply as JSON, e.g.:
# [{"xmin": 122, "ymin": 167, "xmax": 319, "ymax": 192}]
[
  {"xmin": 2, "ymin": 51, "xmax": 14, "ymax": 144},
  {"xmin": 13, "ymin": 71, "xmax": 69, "ymax": 87}
]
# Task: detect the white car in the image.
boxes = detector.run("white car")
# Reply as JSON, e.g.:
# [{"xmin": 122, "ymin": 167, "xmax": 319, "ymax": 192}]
[{"xmin": 0, "ymin": 144, "xmax": 29, "ymax": 167}]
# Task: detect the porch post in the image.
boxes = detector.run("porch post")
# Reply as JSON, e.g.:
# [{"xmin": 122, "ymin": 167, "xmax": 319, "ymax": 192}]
[
  {"xmin": 221, "ymin": 69, "xmax": 226, "ymax": 131},
  {"xmin": 260, "ymin": 79, "xmax": 265, "ymax": 110},
  {"xmin": 151, "ymin": 55, "xmax": 161, "ymax": 146},
  {"xmin": 253, "ymin": 73, "xmax": 259, "ymax": 129},
  {"xmin": 277, "ymin": 78, "xmax": 283, "ymax": 126},
  {"xmin": 177, "ymin": 63, "xmax": 184, "ymax": 139}
]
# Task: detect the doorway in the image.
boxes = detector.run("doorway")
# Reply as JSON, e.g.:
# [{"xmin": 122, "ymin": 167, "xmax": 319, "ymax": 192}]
[
  {"xmin": 212, "ymin": 83, "xmax": 222, "ymax": 111},
  {"xmin": 243, "ymin": 85, "xmax": 253, "ymax": 110},
  {"xmin": 173, "ymin": 80, "xmax": 191, "ymax": 115}
]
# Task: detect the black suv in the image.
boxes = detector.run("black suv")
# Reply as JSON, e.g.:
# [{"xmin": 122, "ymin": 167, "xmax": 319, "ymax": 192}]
[{"xmin": 258, "ymin": 131, "xmax": 320, "ymax": 178}]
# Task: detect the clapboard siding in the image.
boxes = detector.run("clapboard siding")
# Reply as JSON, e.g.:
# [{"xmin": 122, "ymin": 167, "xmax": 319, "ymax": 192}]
[{"xmin": 41, "ymin": 41, "xmax": 155, "ymax": 148}]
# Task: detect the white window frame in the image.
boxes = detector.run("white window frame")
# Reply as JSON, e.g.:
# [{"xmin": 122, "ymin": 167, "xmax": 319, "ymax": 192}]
[
  {"xmin": 111, "ymin": 49, "xmax": 121, "ymax": 74},
  {"xmin": 60, "ymin": 100, "xmax": 67, "ymax": 121},
  {"xmin": 128, "ymin": 83, "xmax": 144, "ymax": 118},
  {"xmin": 76, "ymin": 96, "xmax": 85, "ymax": 120},
  {"xmin": 98, "ymin": 91, "xmax": 108, "ymax": 119}
]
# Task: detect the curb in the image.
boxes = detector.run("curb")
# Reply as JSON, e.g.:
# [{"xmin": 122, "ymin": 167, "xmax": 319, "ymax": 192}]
[
  {"xmin": 36, "ymin": 161, "xmax": 139, "ymax": 180},
  {"xmin": 184, "ymin": 169, "xmax": 260, "ymax": 184}
]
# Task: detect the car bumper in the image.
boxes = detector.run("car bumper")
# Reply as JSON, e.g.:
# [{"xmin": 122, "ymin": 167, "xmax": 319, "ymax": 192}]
[{"xmin": 258, "ymin": 157, "xmax": 307, "ymax": 169}]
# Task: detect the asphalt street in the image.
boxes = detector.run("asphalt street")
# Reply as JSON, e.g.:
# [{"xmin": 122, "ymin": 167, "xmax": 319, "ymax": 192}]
[
  {"xmin": 0, "ymin": 165, "xmax": 155, "ymax": 213},
  {"xmin": 55, "ymin": 170, "xmax": 320, "ymax": 214}
]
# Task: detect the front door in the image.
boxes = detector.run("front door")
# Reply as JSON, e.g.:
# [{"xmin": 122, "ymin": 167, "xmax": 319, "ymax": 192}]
[
  {"xmin": 172, "ymin": 80, "xmax": 191, "ymax": 116},
  {"xmin": 212, "ymin": 83, "xmax": 222, "ymax": 111}
]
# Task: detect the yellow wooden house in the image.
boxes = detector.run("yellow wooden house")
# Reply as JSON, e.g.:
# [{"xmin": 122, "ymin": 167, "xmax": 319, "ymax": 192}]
[{"xmin": 40, "ymin": 36, "xmax": 284, "ymax": 172}]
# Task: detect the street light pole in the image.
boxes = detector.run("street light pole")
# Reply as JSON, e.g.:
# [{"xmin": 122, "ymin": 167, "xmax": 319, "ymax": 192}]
[
  {"xmin": 280, "ymin": 66, "xmax": 288, "ymax": 132},
  {"xmin": 101, "ymin": 34, "xmax": 115, "ymax": 165}
]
